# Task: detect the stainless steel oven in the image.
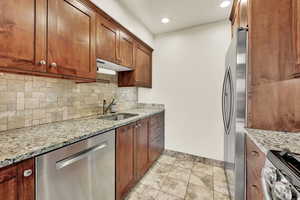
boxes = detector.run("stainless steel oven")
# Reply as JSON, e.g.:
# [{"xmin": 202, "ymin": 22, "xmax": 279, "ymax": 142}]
[{"xmin": 36, "ymin": 130, "xmax": 115, "ymax": 200}]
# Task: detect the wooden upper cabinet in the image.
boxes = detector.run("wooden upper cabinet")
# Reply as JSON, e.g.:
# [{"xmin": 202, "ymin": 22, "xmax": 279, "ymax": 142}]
[
  {"xmin": 96, "ymin": 15, "xmax": 119, "ymax": 63},
  {"xmin": 292, "ymin": 0, "xmax": 300, "ymax": 77},
  {"xmin": 135, "ymin": 44, "xmax": 152, "ymax": 88},
  {"xmin": 47, "ymin": 0, "xmax": 96, "ymax": 79},
  {"xmin": 230, "ymin": 0, "xmax": 248, "ymax": 37},
  {"xmin": 0, "ymin": 0, "xmax": 47, "ymax": 72},
  {"xmin": 118, "ymin": 30, "xmax": 135, "ymax": 68}
]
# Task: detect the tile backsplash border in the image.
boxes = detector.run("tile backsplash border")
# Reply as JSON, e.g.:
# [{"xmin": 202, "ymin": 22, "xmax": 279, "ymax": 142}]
[{"xmin": 0, "ymin": 73, "xmax": 138, "ymax": 132}]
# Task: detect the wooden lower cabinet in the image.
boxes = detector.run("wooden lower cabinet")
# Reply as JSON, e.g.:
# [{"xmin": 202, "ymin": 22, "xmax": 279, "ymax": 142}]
[
  {"xmin": 0, "ymin": 159, "xmax": 35, "ymax": 200},
  {"xmin": 116, "ymin": 112, "xmax": 165, "ymax": 200},
  {"xmin": 135, "ymin": 118, "xmax": 150, "ymax": 180},
  {"xmin": 246, "ymin": 136, "xmax": 266, "ymax": 200},
  {"xmin": 116, "ymin": 123, "xmax": 136, "ymax": 200},
  {"xmin": 149, "ymin": 112, "xmax": 165, "ymax": 164}
]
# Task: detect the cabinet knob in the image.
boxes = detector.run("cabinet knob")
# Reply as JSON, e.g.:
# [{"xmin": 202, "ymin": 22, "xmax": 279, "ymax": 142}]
[
  {"xmin": 23, "ymin": 169, "xmax": 32, "ymax": 177},
  {"xmin": 251, "ymin": 151, "xmax": 259, "ymax": 157},
  {"xmin": 50, "ymin": 62, "xmax": 57, "ymax": 68},
  {"xmin": 39, "ymin": 60, "xmax": 46, "ymax": 65}
]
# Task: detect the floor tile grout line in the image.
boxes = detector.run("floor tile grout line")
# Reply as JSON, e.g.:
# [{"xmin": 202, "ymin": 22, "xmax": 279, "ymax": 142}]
[
  {"xmin": 212, "ymin": 166, "xmax": 215, "ymax": 200},
  {"xmin": 183, "ymin": 160, "xmax": 194, "ymax": 200}
]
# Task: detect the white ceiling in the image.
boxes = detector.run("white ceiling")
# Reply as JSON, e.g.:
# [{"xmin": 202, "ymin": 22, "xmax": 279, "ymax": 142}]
[{"xmin": 119, "ymin": 0, "xmax": 232, "ymax": 34}]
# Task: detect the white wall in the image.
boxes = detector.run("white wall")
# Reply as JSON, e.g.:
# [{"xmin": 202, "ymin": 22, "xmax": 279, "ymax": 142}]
[
  {"xmin": 139, "ymin": 20, "xmax": 231, "ymax": 161},
  {"xmin": 90, "ymin": 0, "xmax": 154, "ymax": 47}
]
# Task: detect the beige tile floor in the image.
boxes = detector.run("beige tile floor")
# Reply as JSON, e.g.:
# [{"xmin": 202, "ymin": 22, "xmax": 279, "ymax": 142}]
[{"xmin": 126, "ymin": 153, "xmax": 230, "ymax": 200}]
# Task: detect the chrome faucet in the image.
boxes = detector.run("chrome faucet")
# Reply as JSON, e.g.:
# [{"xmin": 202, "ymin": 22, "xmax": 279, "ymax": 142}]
[{"xmin": 103, "ymin": 99, "xmax": 115, "ymax": 115}]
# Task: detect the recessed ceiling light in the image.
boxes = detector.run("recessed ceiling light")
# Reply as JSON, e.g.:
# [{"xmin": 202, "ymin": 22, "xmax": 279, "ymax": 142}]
[
  {"xmin": 220, "ymin": 0, "xmax": 231, "ymax": 8},
  {"xmin": 161, "ymin": 18, "xmax": 170, "ymax": 24}
]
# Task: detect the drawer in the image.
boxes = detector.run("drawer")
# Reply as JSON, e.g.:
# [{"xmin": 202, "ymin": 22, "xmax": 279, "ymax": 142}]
[
  {"xmin": 246, "ymin": 136, "xmax": 266, "ymax": 200},
  {"xmin": 246, "ymin": 137, "xmax": 265, "ymax": 169}
]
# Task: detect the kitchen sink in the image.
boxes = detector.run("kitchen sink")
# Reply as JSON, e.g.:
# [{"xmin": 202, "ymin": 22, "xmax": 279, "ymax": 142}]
[{"xmin": 98, "ymin": 113, "xmax": 139, "ymax": 121}]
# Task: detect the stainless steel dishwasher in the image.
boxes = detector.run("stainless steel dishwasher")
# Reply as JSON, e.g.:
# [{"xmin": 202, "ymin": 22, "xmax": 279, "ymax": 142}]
[{"xmin": 36, "ymin": 130, "xmax": 115, "ymax": 200}]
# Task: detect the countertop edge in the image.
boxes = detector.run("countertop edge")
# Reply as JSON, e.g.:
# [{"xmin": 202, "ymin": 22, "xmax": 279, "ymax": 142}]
[
  {"xmin": 244, "ymin": 129, "xmax": 269, "ymax": 155},
  {"xmin": 0, "ymin": 109, "xmax": 165, "ymax": 169}
]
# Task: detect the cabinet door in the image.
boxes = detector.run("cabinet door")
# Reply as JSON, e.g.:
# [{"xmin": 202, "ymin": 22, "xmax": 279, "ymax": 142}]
[
  {"xmin": 149, "ymin": 112, "xmax": 165, "ymax": 164},
  {"xmin": 116, "ymin": 124, "xmax": 136, "ymax": 200},
  {"xmin": 119, "ymin": 31, "xmax": 135, "ymax": 68},
  {"xmin": 293, "ymin": 0, "xmax": 300, "ymax": 76},
  {"xmin": 0, "ymin": 166, "xmax": 18, "ymax": 200},
  {"xmin": 0, "ymin": 0, "xmax": 47, "ymax": 72},
  {"xmin": 135, "ymin": 118, "xmax": 149, "ymax": 180},
  {"xmin": 0, "ymin": 159, "xmax": 35, "ymax": 200},
  {"xmin": 47, "ymin": 0, "xmax": 96, "ymax": 79},
  {"xmin": 18, "ymin": 159, "xmax": 35, "ymax": 200},
  {"xmin": 96, "ymin": 15, "xmax": 119, "ymax": 63},
  {"xmin": 246, "ymin": 137, "xmax": 265, "ymax": 200},
  {"xmin": 135, "ymin": 44, "xmax": 152, "ymax": 88}
]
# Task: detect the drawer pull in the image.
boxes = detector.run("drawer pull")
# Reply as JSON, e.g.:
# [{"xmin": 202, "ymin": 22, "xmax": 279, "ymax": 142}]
[
  {"xmin": 251, "ymin": 184, "xmax": 258, "ymax": 189},
  {"xmin": 23, "ymin": 169, "xmax": 33, "ymax": 177},
  {"xmin": 39, "ymin": 60, "xmax": 46, "ymax": 65},
  {"xmin": 251, "ymin": 151, "xmax": 259, "ymax": 157}
]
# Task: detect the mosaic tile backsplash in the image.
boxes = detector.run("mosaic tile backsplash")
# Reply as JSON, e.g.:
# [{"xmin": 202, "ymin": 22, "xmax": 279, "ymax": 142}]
[{"xmin": 0, "ymin": 73, "xmax": 138, "ymax": 132}]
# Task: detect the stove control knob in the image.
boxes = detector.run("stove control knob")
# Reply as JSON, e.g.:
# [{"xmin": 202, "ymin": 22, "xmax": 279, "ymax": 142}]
[
  {"xmin": 272, "ymin": 181, "xmax": 292, "ymax": 200},
  {"xmin": 263, "ymin": 167, "xmax": 277, "ymax": 184}
]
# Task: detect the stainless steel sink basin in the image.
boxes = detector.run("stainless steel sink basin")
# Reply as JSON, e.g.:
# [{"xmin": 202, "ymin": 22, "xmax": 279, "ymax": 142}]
[{"xmin": 98, "ymin": 113, "xmax": 138, "ymax": 121}]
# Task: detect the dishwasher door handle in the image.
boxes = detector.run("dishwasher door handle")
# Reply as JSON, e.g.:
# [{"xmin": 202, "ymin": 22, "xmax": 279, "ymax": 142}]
[{"xmin": 56, "ymin": 142, "xmax": 108, "ymax": 170}]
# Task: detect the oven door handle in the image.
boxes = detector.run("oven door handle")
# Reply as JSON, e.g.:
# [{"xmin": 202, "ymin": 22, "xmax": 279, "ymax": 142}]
[
  {"xmin": 261, "ymin": 167, "xmax": 273, "ymax": 200},
  {"xmin": 56, "ymin": 142, "xmax": 108, "ymax": 169}
]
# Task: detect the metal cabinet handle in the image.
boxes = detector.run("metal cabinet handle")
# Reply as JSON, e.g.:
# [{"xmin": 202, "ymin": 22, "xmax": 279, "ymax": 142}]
[
  {"xmin": 23, "ymin": 169, "xmax": 33, "ymax": 177},
  {"xmin": 50, "ymin": 62, "xmax": 57, "ymax": 68},
  {"xmin": 39, "ymin": 60, "xmax": 46, "ymax": 65},
  {"xmin": 56, "ymin": 142, "xmax": 108, "ymax": 170},
  {"xmin": 251, "ymin": 151, "xmax": 259, "ymax": 157}
]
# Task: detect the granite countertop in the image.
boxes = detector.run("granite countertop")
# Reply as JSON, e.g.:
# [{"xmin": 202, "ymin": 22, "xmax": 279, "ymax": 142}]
[
  {"xmin": 0, "ymin": 106, "xmax": 164, "ymax": 169},
  {"xmin": 246, "ymin": 128, "xmax": 300, "ymax": 155}
]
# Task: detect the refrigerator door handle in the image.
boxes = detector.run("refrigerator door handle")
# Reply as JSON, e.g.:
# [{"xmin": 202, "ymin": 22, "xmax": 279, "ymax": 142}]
[
  {"xmin": 222, "ymin": 67, "xmax": 234, "ymax": 135},
  {"xmin": 227, "ymin": 67, "xmax": 234, "ymax": 134},
  {"xmin": 222, "ymin": 67, "xmax": 229, "ymax": 134}
]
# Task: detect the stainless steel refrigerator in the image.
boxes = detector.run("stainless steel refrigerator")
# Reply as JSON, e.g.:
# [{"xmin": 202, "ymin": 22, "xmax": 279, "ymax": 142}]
[{"xmin": 222, "ymin": 28, "xmax": 247, "ymax": 200}]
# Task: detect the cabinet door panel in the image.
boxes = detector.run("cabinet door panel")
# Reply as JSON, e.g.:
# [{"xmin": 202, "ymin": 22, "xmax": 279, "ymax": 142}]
[
  {"xmin": 119, "ymin": 31, "xmax": 134, "ymax": 68},
  {"xmin": 135, "ymin": 119, "xmax": 149, "ymax": 180},
  {"xmin": 0, "ymin": 0, "xmax": 46, "ymax": 72},
  {"xmin": 48, "ymin": 0, "xmax": 96, "ymax": 79},
  {"xmin": 246, "ymin": 137, "xmax": 265, "ymax": 200},
  {"xmin": 293, "ymin": 0, "xmax": 300, "ymax": 75},
  {"xmin": 96, "ymin": 15, "xmax": 118, "ymax": 63},
  {"xmin": 149, "ymin": 112, "xmax": 164, "ymax": 164},
  {"xmin": 135, "ymin": 44, "xmax": 152, "ymax": 88},
  {"xmin": 0, "ymin": 166, "xmax": 18, "ymax": 200},
  {"xmin": 18, "ymin": 159, "xmax": 35, "ymax": 200},
  {"xmin": 116, "ymin": 124, "xmax": 136, "ymax": 200}
]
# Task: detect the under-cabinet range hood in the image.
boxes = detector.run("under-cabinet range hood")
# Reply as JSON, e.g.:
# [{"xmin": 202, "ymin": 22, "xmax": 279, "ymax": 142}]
[{"xmin": 96, "ymin": 59, "xmax": 132, "ymax": 75}]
